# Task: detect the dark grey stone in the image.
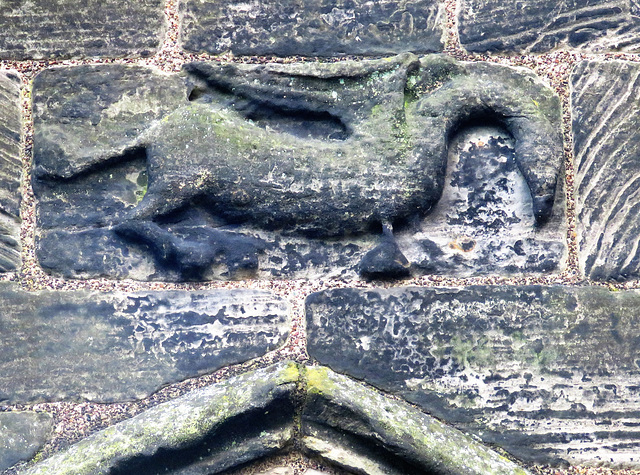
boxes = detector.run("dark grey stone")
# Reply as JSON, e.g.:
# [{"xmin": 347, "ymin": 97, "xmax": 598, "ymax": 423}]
[
  {"xmin": 22, "ymin": 362, "xmax": 300, "ymax": 475},
  {"xmin": 459, "ymin": 0, "xmax": 640, "ymax": 53},
  {"xmin": 180, "ymin": 0, "xmax": 444, "ymax": 57},
  {"xmin": 23, "ymin": 363, "xmax": 530, "ymax": 475},
  {"xmin": 301, "ymin": 365, "xmax": 531, "ymax": 475},
  {"xmin": 306, "ymin": 286, "xmax": 640, "ymax": 466},
  {"xmin": 0, "ymin": 71, "xmax": 22, "ymax": 272},
  {"xmin": 0, "ymin": 0, "xmax": 165, "ymax": 60},
  {"xmin": 400, "ymin": 125, "xmax": 566, "ymax": 276},
  {"xmin": 0, "ymin": 282, "xmax": 290, "ymax": 403},
  {"xmin": 572, "ymin": 60, "xmax": 640, "ymax": 281},
  {"xmin": 33, "ymin": 56, "xmax": 564, "ymax": 281},
  {"xmin": 0, "ymin": 412, "xmax": 53, "ymax": 472}
]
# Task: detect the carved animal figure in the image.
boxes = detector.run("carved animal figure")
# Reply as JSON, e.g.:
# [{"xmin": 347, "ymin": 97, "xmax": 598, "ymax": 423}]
[
  {"xmin": 112, "ymin": 54, "xmax": 563, "ymax": 278},
  {"xmin": 121, "ymin": 54, "xmax": 562, "ymax": 231}
]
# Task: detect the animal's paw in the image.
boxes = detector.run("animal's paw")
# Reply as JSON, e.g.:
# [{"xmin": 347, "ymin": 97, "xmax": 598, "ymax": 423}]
[{"xmin": 114, "ymin": 221, "xmax": 266, "ymax": 280}]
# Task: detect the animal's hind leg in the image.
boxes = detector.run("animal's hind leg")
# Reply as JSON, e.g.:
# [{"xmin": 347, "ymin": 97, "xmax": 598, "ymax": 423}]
[{"xmin": 358, "ymin": 222, "xmax": 411, "ymax": 280}]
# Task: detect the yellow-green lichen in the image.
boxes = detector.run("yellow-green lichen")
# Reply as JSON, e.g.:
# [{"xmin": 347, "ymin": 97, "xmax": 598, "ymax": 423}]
[{"xmin": 303, "ymin": 365, "xmax": 337, "ymax": 395}]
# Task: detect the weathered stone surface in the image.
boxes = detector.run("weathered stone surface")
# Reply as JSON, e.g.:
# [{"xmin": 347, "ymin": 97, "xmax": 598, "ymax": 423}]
[
  {"xmin": 401, "ymin": 125, "xmax": 566, "ymax": 275},
  {"xmin": 302, "ymin": 365, "xmax": 530, "ymax": 475},
  {"xmin": 0, "ymin": 282, "xmax": 290, "ymax": 403},
  {"xmin": 24, "ymin": 363, "xmax": 530, "ymax": 475},
  {"xmin": 0, "ymin": 0, "xmax": 165, "ymax": 60},
  {"xmin": 306, "ymin": 286, "xmax": 640, "ymax": 466},
  {"xmin": 180, "ymin": 0, "xmax": 444, "ymax": 57},
  {"xmin": 572, "ymin": 60, "xmax": 640, "ymax": 281},
  {"xmin": 23, "ymin": 362, "xmax": 300, "ymax": 475},
  {"xmin": 459, "ymin": 0, "xmax": 640, "ymax": 53},
  {"xmin": 33, "ymin": 56, "xmax": 564, "ymax": 281},
  {"xmin": 0, "ymin": 71, "xmax": 22, "ymax": 272},
  {"xmin": 0, "ymin": 412, "xmax": 53, "ymax": 472},
  {"xmin": 32, "ymin": 65, "xmax": 187, "ymax": 181},
  {"xmin": 256, "ymin": 468, "xmax": 294, "ymax": 475}
]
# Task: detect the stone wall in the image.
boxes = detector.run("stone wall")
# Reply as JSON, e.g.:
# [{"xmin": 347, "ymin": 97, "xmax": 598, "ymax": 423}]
[{"xmin": 1, "ymin": 0, "xmax": 640, "ymax": 473}]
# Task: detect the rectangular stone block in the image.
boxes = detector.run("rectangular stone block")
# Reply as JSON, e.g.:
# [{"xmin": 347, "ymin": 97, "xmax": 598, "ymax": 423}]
[
  {"xmin": 306, "ymin": 285, "xmax": 640, "ymax": 466},
  {"xmin": 0, "ymin": 0, "xmax": 165, "ymax": 60},
  {"xmin": 0, "ymin": 283, "xmax": 290, "ymax": 403},
  {"xmin": 459, "ymin": 0, "xmax": 640, "ymax": 53},
  {"xmin": 0, "ymin": 71, "xmax": 22, "ymax": 272},
  {"xmin": 180, "ymin": 0, "xmax": 444, "ymax": 56},
  {"xmin": 572, "ymin": 60, "xmax": 640, "ymax": 280},
  {"xmin": 32, "ymin": 57, "xmax": 565, "ymax": 281}
]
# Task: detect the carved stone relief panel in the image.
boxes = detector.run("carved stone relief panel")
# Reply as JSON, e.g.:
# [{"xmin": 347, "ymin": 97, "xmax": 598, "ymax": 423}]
[{"xmin": 33, "ymin": 55, "xmax": 565, "ymax": 281}]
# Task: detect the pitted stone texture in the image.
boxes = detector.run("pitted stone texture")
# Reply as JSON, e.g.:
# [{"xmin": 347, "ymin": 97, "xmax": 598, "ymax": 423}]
[
  {"xmin": 572, "ymin": 60, "xmax": 640, "ymax": 280},
  {"xmin": 0, "ymin": 71, "xmax": 22, "ymax": 272},
  {"xmin": 0, "ymin": 283, "xmax": 290, "ymax": 403},
  {"xmin": 459, "ymin": 0, "xmax": 640, "ymax": 53},
  {"xmin": 401, "ymin": 125, "xmax": 566, "ymax": 275},
  {"xmin": 0, "ymin": 0, "xmax": 164, "ymax": 59},
  {"xmin": 33, "ymin": 56, "xmax": 563, "ymax": 281},
  {"xmin": 0, "ymin": 412, "xmax": 53, "ymax": 472},
  {"xmin": 307, "ymin": 286, "xmax": 640, "ymax": 466},
  {"xmin": 180, "ymin": 0, "xmax": 444, "ymax": 57}
]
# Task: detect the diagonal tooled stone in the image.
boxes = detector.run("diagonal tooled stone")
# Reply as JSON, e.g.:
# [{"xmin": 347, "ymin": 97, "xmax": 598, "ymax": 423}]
[
  {"xmin": 572, "ymin": 60, "xmax": 640, "ymax": 280},
  {"xmin": 0, "ymin": 71, "xmax": 22, "ymax": 272},
  {"xmin": 0, "ymin": 0, "xmax": 165, "ymax": 60},
  {"xmin": 459, "ymin": 0, "xmax": 640, "ymax": 54}
]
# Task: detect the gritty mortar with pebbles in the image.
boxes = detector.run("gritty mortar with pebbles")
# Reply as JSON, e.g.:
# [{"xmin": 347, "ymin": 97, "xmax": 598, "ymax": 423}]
[{"xmin": 1, "ymin": 0, "xmax": 640, "ymax": 473}]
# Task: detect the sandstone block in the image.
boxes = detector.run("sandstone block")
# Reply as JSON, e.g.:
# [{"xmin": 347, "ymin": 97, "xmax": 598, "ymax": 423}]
[
  {"xmin": 459, "ymin": 0, "xmax": 640, "ymax": 53},
  {"xmin": 0, "ymin": 0, "xmax": 165, "ymax": 59},
  {"xmin": 0, "ymin": 71, "xmax": 22, "ymax": 272},
  {"xmin": 572, "ymin": 60, "xmax": 640, "ymax": 280},
  {"xmin": 0, "ymin": 283, "xmax": 290, "ymax": 403},
  {"xmin": 180, "ymin": 0, "xmax": 444, "ymax": 57},
  {"xmin": 307, "ymin": 285, "xmax": 640, "ymax": 466}
]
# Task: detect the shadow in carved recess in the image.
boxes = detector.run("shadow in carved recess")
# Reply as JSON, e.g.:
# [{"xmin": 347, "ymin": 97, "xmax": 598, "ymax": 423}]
[
  {"xmin": 32, "ymin": 54, "xmax": 565, "ymax": 281},
  {"xmin": 401, "ymin": 120, "xmax": 564, "ymax": 275},
  {"xmin": 22, "ymin": 363, "xmax": 530, "ymax": 475}
]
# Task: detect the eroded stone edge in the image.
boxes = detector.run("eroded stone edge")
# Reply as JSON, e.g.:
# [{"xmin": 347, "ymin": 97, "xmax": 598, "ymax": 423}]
[
  {"xmin": 21, "ymin": 362, "xmax": 301, "ymax": 475},
  {"xmin": 302, "ymin": 366, "xmax": 530, "ymax": 475},
  {"xmin": 0, "ymin": 412, "xmax": 53, "ymax": 473},
  {"xmin": 21, "ymin": 363, "xmax": 529, "ymax": 475}
]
